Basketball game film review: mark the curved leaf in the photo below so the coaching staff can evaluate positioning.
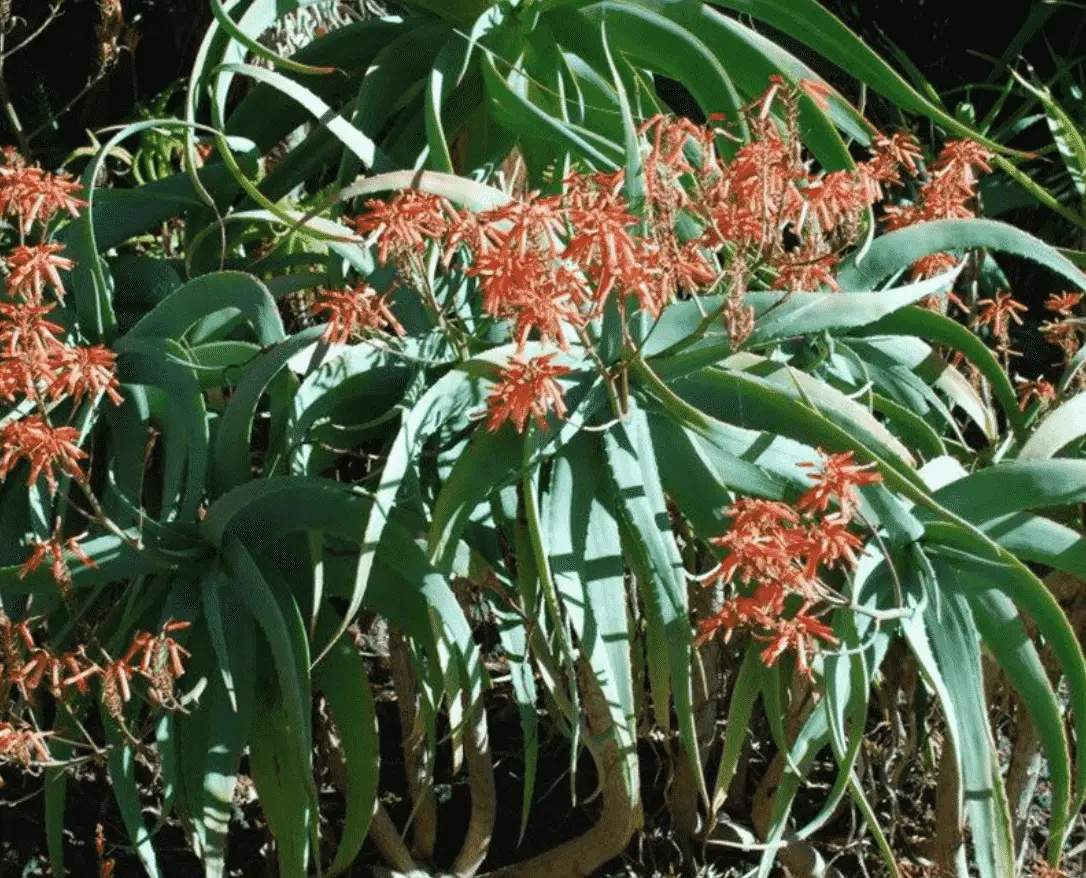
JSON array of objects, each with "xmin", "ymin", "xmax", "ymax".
[
  {"xmin": 838, "ymin": 219, "xmax": 1086, "ymax": 292},
  {"xmin": 126, "ymin": 271, "xmax": 285, "ymax": 346},
  {"xmin": 1019, "ymin": 390, "xmax": 1086, "ymax": 460},
  {"xmin": 314, "ymin": 613, "xmax": 380, "ymax": 875}
]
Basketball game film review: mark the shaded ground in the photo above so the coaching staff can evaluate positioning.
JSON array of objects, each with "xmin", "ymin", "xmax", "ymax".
[{"xmin": 3, "ymin": 648, "xmax": 1084, "ymax": 878}]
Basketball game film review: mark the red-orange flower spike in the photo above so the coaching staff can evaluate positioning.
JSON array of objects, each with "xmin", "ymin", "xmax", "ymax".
[
  {"xmin": 909, "ymin": 252, "xmax": 959, "ymax": 281},
  {"xmin": 466, "ymin": 247, "xmax": 587, "ymax": 348},
  {"xmin": 723, "ymin": 497, "xmax": 800, "ymax": 534},
  {"xmin": 313, "ymin": 285, "xmax": 405, "ymax": 344},
  {"xmin": 1016, "ymin": 376, "xmax": 1058, "ymax": 410},
  {"xmin": 0, "ymin": 416, "xmax": 87, "ymax": 493},
  {"xmin": 932, "ymin": 139, "xmax": 993, "ymax": 192},
  {"xmin": 975, "ymin": 290, "xmax": 1027, "ymax": 339},
  {"xmin": 0, "ymin": 162, "xmax": 85, "ymax": 232},
  {"xmin": 0, "ymin": 301, "xmax": 66, "ymax": 359},
  {"xmin": 880, "ymin": 202, "xmax": 923, "ymax": 232},
  {"xmin": 758, "ymin": 611, "xmax": 837, "ymax": 676},
  {"xmin": 798, "ymin": 513, "xmax": 865, "ymax": 578},
  {"xmin": 4, "ymin": 242, "xmax": 74, "ymax": 303},
  {"xmin": 805, "ymin": 170, "xmax": 866, "ymax": 232},
  {"xmin": 352, "ymin": 190, "xmax": 450, "ymax": 264},
  {"xmin": 18, "ymin": 532, "xmax": 96, "ymax": 584},
  {"xmin": 564, "ymin": 193, "xmax": 642, "ymax": 309},
  {"xmin": 1042, "ymin": 320, "xmax": 1081, "ymax": 358},
  {"xmin": 1045, "ymin": 291, "xmax": 1083, "ymax": 316},
  {"xmin": 634, "ymin": 240, "xmax": 718, "ymax": 318},
  {"xmin": 47, "ymin": 344, "xmax": 123, "ymax": 406},
  {"xmin": 869, "ymin": 132, "xmax": 923, "ymax": 184},
  {"xmin": 710, "ymin": 499, "xmax": 800, "ymax": 586},
  {"xmin": 0, "ymin": 721, "xmax": 51, "ymax": 766},
  {"xmin": 485, "ymin": 353, "xmax": 572, "ymax": 433},
  {"xmin": 476, "ymin": 192, "xmax": 567, "ymax": 256},
  {"xmin": 772, "ymin": 251, "xmax": 840, "ymax": 292},
  {"xmin": 797, "ymin": 451, "xmax": 882, "ymax": 520},
  {"xmin": 0, "ymin": 357, "xmax": 35, "ymax": 402}
]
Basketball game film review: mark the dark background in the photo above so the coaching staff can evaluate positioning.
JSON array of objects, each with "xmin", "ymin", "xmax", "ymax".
[{"xmin": 0, "ymin": 0, "xmax": 1066, "ymax": 163}]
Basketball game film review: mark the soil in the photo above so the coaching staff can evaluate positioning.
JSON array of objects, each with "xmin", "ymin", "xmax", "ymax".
[{"xmin": 4, "ymin": 656, "xmax": 1084, "ymax": 878}]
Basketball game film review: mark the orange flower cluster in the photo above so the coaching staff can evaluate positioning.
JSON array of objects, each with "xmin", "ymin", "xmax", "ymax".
[
  {"xmin": 1015, "ymin": 374, "xmax": 1058, "ymax": 411},
  {"xmin": 0, "ymin": 415, "xmax": 87, "ymax": 493},
  {"xmin": 0, "ymin": 720, "xmax": 50, "ymax": 769},
  {"xmin": 0, "ymin": 147, "xmax": 85, "ymax": 234},
  {"xmin": 696, "ymin": 451, "xmax": 882, "ymax": 675},
  {"xmin": 347, "ymin": 80, "xmax": 992, "ymax": 436},
  {"xmin": 0, "ymin": 151, "xmax": 121, "ymax": 497},
  {"xmin": 312, "ymin": 284, "xmax": 406, "ymax": 344},
  {"xmin": 974, "ymin": 290, "xmax": 1028, "ymax": 357},
  {"xmin": 1041, "ymin": 290, "xmax": 1085, "ymax": 372},
  {"xmin": 17, "ymin": 523, "xmax": 97, "ymax": 597},
  {"xmin": 0, "ymin": 614, "xmax": 190, "ymax": 726},
  {"xmin": 485, "ymin": 353, "xmax": 572, "ymax": 433},
  {"xmin": 880, "ymin": 138, "xmax": 993, "ymax": 295}
]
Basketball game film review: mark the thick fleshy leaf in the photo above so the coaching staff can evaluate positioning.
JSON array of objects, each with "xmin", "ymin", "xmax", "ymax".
[
  {"xmin": 847, "ymin": 306, "xmax": 1026, "ymax": 443},
  {"xmin": 125, "ymin": 271, "xmax": 285, "ymax": 346},
  {"xmin": 104, "ymin": 716, "xmax": 161, "ymax": 877},
  {"xmin": 212, "ymin": 327, "xmax": 323, "ymax": 491},
  {"xmin": 544, "ymin": 433, "xmax": 638, "ymax": 797},
  {"xmin": 963, "ymin": 585, "xmax": 1071, "ymax": 862},
  {"xmin": 603, "ymin": 402, "xmax": 706, "ymax": 806},
  {"xmin": 709, "ymin": 0, "xmax": 1006, "ymax": 151},
  {"xmin": 838, "ymin": 219, "xmax": 1086, "ymax": 293},
  {"xmin": 1019, "ymin": 390, "xmax": 1086, "ymax": 460},
  {"xmin": 923, "ymin": 565, "xmax": 1016, "ymax": 878},
  {"xmin": 313, "ymin": 612, "xmax": 380, "ymax": 875}
]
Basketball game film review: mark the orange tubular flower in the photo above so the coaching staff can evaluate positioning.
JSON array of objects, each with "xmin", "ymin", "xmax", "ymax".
[
  {"xmin": 1045, "ymin": 291, "xmax": 1083, "ymax": 317},
  {"xmin": 476, "ymin": 192, "xmax": 567, "ymax": 256},
  {"xmin": 804, "ymin": 170, "xmax": 866, "ymax": 233},
  {"xmin": 564, "ymin": 194, "xmax": 642, "ymax": 309},
  {"xmin": 798, "ymin": 513, "xmax": 865, "ymax": 578},
  {"xmin": 772, "ymin": 251, "xmax": 840, "ymax": 293},
  {"xmin": 880, "ymin": 202, "xmax": 923, "ymax": 232},
  {"xmin": 485, "ymin": 353, "xmax": 572, "ymax": 433},
  {"xmin": 1016, "ymin": 376, "xmax": 1058, "ymax": 410},
  {"xmin": 0, "ymin": 722, "xmax": 51, "ymax": 766},
  {"xmin": 0, "ymin": 161, "xmax": 85, "ymax": 233},
  {"xmin": 909, "ymin": 251, "xmax": 959, "ymax": 281},
  {"xmin": 18, "ymin": 531, "xmax": 96, "ymax": 584},
  {"xmin": 313, "ymin": 285, "xmax": 406, "ymax": 344},
  {"xmin": 46, "ymin": 344, "xmax": 123, "ymax": 406},
  {"xmin": 869, "ymin": 132, "xmax": 923, "ymax": 184},
  {"xmin": 352, "ymin": 190, "xmax": 450, "ymax": 265},
  {"xmin": 709, "ymin": 498, "xmax": 800, "ymax": 586},
  {"xmin": 467, "ymin": 247, "xmax": 587, "ymax": 349},
  {"xmin": 0, "ymin": 301, "xmax": 66, "ymax": 358},
  {"xmin": 797, "ymin": 451, "xmax": 882, "ymax": 520},
  {"xmin": 975, "ymin": 290, "xmax": 1028, "ymax": 339},
  {"xmin": 758, "ymin": 611, "xmax": 837, "ymax": 677},
  {"xmin": 932, "ymin": 139, "xmax": 993, "ymax": 193},
  {"xmin": 1042, "ymin": 320, "xmax": 1081, "ymax": 358},
  {"xmin": 4, "ymin": 243, "xmax": 74, "ymax": 303},
  {"xmin": 96, "ymin": 824, "xmax": 116, "ymax": 878},
  {"xmin": 505, "ymin": 265, "xmax": 588, "ymax": 349},
  {"xmin": 636, "ymin": 240, "xmax": 718, "ymax": 318},
  {"xmin": 0, "ymin": 357, "xmax": 35, "ymax": 402},
  {"xmin": 443, "ymin": 207, "xmax": 502, "ymax": 264},
  {"xmin": 0, "ymin": 416, "xmax": 87, "ymax": 493}
]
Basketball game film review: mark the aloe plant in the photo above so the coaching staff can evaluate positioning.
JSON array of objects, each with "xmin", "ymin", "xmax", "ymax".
[{"xmin": 2, "ymin": 4, "xmax": 1086, "ymax": 878}]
